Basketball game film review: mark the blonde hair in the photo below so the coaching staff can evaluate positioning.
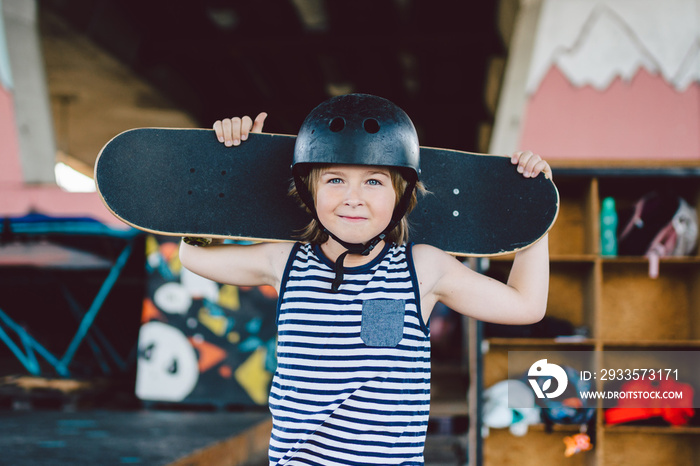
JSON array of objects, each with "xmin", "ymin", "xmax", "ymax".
[{"xmin": 290, "ymin": 165, "xmax": 425, "ymax": 245}]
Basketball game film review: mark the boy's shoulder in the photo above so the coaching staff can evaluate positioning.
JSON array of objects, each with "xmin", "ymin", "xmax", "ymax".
[
  {"xmin": 411, "ymin": 242, "xmax": 444, "ymax": 254},
  {"xmin": 410, "ymin": 243, "xmax": 452, "ymax": 267},
  {"xmin": 410, "ymin": 243, "xmax": 477, "ymax": 299},
  {"xmin": 411, "ymin": 242, "xmax": 476, "ymax": 276},
  {"xmin": 254, "ymin": 240, "xmax": 296, "ymax": 266}
]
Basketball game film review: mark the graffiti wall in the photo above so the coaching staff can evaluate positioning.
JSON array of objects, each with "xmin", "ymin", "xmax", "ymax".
[{"xmin": 136, "ymin": 236, "xmax": 278, "ymax": 407}]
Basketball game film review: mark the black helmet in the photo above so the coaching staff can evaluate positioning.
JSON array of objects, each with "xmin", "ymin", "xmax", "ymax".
[
  {"xmin": 293, "ymin": 93, "xmax": 420, "ymax": 180},
  {"xmin": 292, "ymin": 94, "xmax": 421, "ymax": 292}
]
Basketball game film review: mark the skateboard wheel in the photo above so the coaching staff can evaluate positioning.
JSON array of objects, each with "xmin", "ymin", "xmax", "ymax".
[{"xmin": 182, "ymin": 237, "xmax": 213, "ymax": 247}]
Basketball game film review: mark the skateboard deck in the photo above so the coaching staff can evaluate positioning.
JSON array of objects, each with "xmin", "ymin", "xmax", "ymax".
[{"xmin": 95, "ymin": 129, "xmax": 559, "ymax": 256}]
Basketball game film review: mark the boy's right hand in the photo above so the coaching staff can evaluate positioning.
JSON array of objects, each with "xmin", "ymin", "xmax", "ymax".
[{"xmin": 213, "ymin": 112, "xmax": 267, "ymax": 147}]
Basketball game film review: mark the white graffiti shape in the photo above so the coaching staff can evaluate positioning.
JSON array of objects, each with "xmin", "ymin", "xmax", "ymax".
[{"xmin": 135, "ymin": 321, "xmax": 199, "ymax": 402}]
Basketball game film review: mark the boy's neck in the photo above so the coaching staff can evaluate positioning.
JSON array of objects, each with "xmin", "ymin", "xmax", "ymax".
[{"xmin": 320, "ymin": 239, "xmax": 387, "ymax": 267}]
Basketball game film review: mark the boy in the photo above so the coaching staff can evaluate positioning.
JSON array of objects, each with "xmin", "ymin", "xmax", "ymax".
[{"xmin": 181, "ymin": 94, "xmax": 550, "ymax": 465}]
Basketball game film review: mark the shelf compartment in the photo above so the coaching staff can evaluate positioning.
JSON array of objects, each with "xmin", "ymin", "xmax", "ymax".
[
  {"xmin": 483, "ymin": 261, "xmax": 596, "ymax": 338},
  {"xmin": 598, "ymin": 350, "xmax": 700, "ymax": 406},
  {"xmin": 597, "ymin": 176, "xmax": 700, "ymax": 262},
  {"xmin": 600, "ymin": 262, "xmax": 700, "ymax": 342},
  {"xmin": 484, "ymin": 428, "xmax": 593, "ymax": 466},
  {"xmin": 483, "ymin": 350, "xmax": 509, "ymax": 388},
  {"xmin": 548, "ymin": 177, "xmax": 598, "ymax": 257},
  {"xmin": 597, "ymin": 175, "xmax": 700, "ymax": 216},
  {"xmin": 548, "ymin": 261, "xmax": 597, "ymax": 334},
  {"xmin": 602, "ymin": 431, "xmax": 700, "ymax": 465}
]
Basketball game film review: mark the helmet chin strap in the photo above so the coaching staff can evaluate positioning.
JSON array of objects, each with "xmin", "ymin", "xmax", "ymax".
[{"xmin": 323, "ymin": 228, "xmax": 386, "ymax": 292}]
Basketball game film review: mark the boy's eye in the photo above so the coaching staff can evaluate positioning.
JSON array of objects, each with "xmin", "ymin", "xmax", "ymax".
[
  {"xmin": 328, "ymin": 178, "xmax": 343, "ymax": 184},
  {"xmin": 366, "ymin": 179, "xmax": 382, "ymax": 186}
]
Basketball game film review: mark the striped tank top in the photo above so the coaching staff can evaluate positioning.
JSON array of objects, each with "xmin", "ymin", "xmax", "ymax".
[{"xmin": 268, "ymin": 242, "xmax": 431, "ymax": 466}]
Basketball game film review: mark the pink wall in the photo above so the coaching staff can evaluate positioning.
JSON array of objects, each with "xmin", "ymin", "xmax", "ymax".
[
  {"xmin": 0, "ymin": 85, "xmax": 122, "ymax": 225},
  {"xmin": 0, "ymin": 186, "xmax": 119, "ymax": 224},
  {"xmin": 519, "ymin": 66, "xmax": 700, "ymax": 162},
  {"xmin": 0, "ymin": 87, "xmax": 22, "ymax": 188}
]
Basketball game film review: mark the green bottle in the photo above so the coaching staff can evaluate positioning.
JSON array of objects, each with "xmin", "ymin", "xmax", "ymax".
[{"xmin": 600, "ymin": 197, "xmax": 618, "ymax": 256}]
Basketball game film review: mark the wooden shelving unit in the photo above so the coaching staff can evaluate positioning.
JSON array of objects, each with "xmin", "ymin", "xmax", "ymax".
[{"xmin": 470, "ymin": 167, "xmax": 700, "ymax": 466}]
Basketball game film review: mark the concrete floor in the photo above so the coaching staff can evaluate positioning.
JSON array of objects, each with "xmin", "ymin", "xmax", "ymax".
[
  {"xmin": 0, "ymin": 408, "xmax": 468, "ymax": 466},
  {"xmin": 0, "ymin": 409, "xmax": 270, "ymax": 466},
  {"xmin": 238, "ymin": 435, "xmax": 467, "ymax": 466},
  {"xmin": 0, "ymin": 373, "xmax": 468, "ymax": 466}
]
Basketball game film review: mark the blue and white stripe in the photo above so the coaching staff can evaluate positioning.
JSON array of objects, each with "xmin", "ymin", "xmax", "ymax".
[{"xmin": 269, "ymin": 242, "xmax": 431, "ymax": 465}]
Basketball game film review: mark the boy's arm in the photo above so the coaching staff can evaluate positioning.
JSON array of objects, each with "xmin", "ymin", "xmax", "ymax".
[
  {"xmin": 180, "ymin": 240, "xmax": 293, "ymax": 291},
  {"xmin": 416, "ymin": 151, "xmax": 551, "ymax": 325},
  {"xmin": 415, "ymin": 238, "xmax": 548, "ymax": 325}
]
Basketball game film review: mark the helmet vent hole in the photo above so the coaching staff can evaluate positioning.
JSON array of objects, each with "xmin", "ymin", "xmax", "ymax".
[
  {"xmin": 329, "ymin": 117, "xmax": 345, "ymax": 132},
  {"xmin": 363, "ymin": 118, "xmax": 380, "ymax": 134}
]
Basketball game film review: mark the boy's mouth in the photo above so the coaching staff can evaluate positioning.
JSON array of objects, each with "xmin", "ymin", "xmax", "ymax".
[{"xmin": 339, "ymin": 215, "xmax": 368, "ymax": 222}]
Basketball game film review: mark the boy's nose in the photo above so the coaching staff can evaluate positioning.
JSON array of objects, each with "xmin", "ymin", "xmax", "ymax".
[{"xmin": 344, "ymin": 185, "xmax": 364, "ymax": 206}]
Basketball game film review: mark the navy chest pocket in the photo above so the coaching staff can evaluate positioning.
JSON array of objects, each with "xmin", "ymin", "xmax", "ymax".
[{"xmin": 360, "ymin": 299, "xmax": 406, "ymax": 347}]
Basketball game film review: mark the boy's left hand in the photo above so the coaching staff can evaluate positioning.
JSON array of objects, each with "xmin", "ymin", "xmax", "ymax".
[{"xmin": 511, "ymin": 150, "xmax": 552, "ymax": 180}]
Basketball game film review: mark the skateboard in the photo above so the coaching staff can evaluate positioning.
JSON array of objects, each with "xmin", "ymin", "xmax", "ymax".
[{"xmin": 95, "ymin": 129, "xmax": 559, "ymax": 256}]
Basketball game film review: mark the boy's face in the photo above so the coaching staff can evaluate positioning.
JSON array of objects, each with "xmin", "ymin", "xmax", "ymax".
[{"xmin": 314, "ymin": 165, "xmax": 396, "ymax": 245}]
